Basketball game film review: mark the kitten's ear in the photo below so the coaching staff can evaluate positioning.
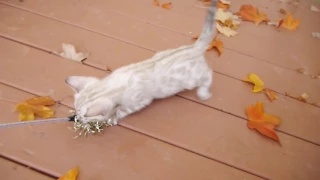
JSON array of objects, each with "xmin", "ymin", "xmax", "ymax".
[{"xmin": 65, "ymin": 76, "xmax": 99, "ymax": 93}]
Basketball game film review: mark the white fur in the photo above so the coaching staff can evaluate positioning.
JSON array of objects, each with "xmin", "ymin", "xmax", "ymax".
[{"xmin": 65, "ymin": 0, "xmax": 217, "ymax": 125}]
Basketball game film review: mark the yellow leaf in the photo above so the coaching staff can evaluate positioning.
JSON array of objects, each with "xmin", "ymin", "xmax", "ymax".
[
  {"xmin": 14, "ymin": 96, "xmax": 55, "ymax": 121},
  {"xmin": 58, "ymin": 166, "xmax": 80, "ymax": 180},
  {"xmin": 244, "ymin": 73, "xmax": 265, "ymax": 92},
  {"xmin": 216, "ymin": 23, "xmax": 238, "ymax": 37},
  {"xmin": 280, "ymin": 13, "xmax": 300, "ymax": 30}
]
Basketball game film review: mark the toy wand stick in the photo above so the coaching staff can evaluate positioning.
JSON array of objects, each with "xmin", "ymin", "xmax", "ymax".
[{"xmin": 0, "ymin": 115, "xmax": 76, "ymax": 129}]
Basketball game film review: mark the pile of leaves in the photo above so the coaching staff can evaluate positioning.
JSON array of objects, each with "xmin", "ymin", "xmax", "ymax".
[{"xmin": 194, "ymin": 0, "xmax": 301, "ymax": 55}]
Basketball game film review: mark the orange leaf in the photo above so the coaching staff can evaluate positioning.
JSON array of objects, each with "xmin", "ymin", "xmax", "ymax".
[
  {"xmin": 161, "ymin": 2, "xmax": 172, "ymax": 10},
  {"xmin": 58, "ymin": 166, "xmax": 79, "ymax": 180},
  {"xmin": 153, "ymin": 0, "xmax": 160, "ymax": 6},
  {"xmin": 14, "ymin": 96, "xmax": 55, "ymax": 121},
  {"xmin": 246, "ymin": 102, "xmax": 281, "ymax": 143},
  {"xmin": 218, "ymin": 2, "xmax": 230, "ymax": 10},
  {"xmin": 237, "ymin": 5, "xmax": 270, "ymax": 25},
  {"xmin": 193, "ymin": 36, "xmax": 223, "ymax": 55},
  {"xmin": 280, "ymin": 13, "xmax": 300, "ymax": 30},
  {"xmin": 264, "ymin": 89, "xmax": 278, "ymax": 102}
]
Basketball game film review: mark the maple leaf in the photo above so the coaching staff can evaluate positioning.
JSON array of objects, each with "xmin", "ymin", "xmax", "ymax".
[
  {"xmin": 153, "ymin": 0, "xmax": 160, "ymax": 6},
  {"xmin": 215, "ymin": 8, "xmax": 241, "ymax": 29},
  {"xmin": 264, "ymin": 89, "xmax": 278, "ymax": 102},
  {"xmin": 216, "ymin": 23, "xmax": 238, "ymax": 37},
  {"xmin": 243, "ymin": 73, "xmax": 265, "ymax": 92},
  {"xmin": 15, "ymin": 96, "xmax": 55, "ymax": 121},
  {"xmin": 193, "ymin": 36, "xmax": 223, "ymax": 55},
  {"xmin": 58, "ymin": 166, "xmax": 79, "ymax": 180},
  {"xmin": 161, "ymin": 2, "xmax": 172, "ymax": 9},
  {"xmin": 236, "ymin": 5, "xmax": 270, "ymax": 25},
  {"xmin": 246, "ymin": 101, "xmax": 281, "ymax": 142},
  {"xmin": 51, "ymin": 43, "xmax": 89, "ymax": 62},
  {"xmin": 280, "ymin": 13, "xmax": 300, "ymax": 30},
  {"xmin": 217, "ymin": 0, "xmax": 230, "ymax": 10}
]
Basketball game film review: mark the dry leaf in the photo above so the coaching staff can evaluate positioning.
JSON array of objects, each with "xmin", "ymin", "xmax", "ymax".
[
  {"xmin": 153, "ymin": 0, "xmax": 160, "ymax": 6},
  {"xmin": 193, "ymin": 36, "xmax": 223, "ymax": 55},
  {"xmin": 297, "ymin": 93, "xmax": 309, "ymax": 102},
  {"xmin": 312, "ymin": 32, "xmax": 320, "ymax": 39},
  {"xmin": 246, "ymin": 101, "xmax": 281, "ymax": 142},
  {"xmin": 215, "ymin": 8, "xmax": 241, "ymax": 29},
  {"xmin": 161, "ymin": 2, "xmax": 172, "ymax": 9},
  {"xmin": 52, "ymin": 44, "xmax": 89, "ymax": 62},
  {"xmin": 216, "ymin": 23, "xmax": 238, "ymax": 37},
  {"xmin": 243, "ymin": 73, "xmax": 265, "ymax": 92},
  {"xmin": 58, "ymin": 166, "xmax": 79, "ymax": 180},
  {"xmin": 311, "ymin": 5, "xmax": 320, "ymax": 12},
  {"xmin": 264, "ymin": 89, "xmax": 278, "ymax": 102},
  {"xmin": 236, "ymin": 5, "xmax": 270, "ymax": 25},
  {"xmin": 279, "ymin": 8, "xmax": 287, "ymax": 15},
  {"xmin": 218, "ymin": 0, "xmax": 230, "ymax": 10},
  {"xmin": 280, "ymin": 13, "xmax": 300, "ymax": 30},
  {"xmin": 296, "ymin": 68, "xmax": 306, "ymax": 74},
  {"xmin": 15, "ymin": 96, "xmax": 55, "ymax": 121}
]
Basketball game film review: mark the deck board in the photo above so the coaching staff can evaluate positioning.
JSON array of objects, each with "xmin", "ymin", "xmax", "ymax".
[
  {"xmin": 0, "ymin": 6, "xmax": 319, "ymax": 145},
  {"xmin": 0, "ymin": 84, "xmax": 261, "ymax": 180},
  {"xmin": 0, "ymin": 157, "xmax": 54, "ymax": 180},
  {"xmin": 1, "ymin": 0, "xmax": 320, "ymax": 74},
  {"xmin": 0, "ymin": 0, "xmax": 319, "ymax": 179},
  {"xmin": 0, "ymin": 38, "xmax": 319, "ymax": 179}
]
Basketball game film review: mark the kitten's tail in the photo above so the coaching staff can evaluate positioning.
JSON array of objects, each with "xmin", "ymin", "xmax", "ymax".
[{"xmin": 194, "ymin": 0, "xmax": 217, "ymax": 52}]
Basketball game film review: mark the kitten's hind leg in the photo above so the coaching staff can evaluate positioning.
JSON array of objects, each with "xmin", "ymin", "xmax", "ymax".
[{"xmin": 196, "ymin": 70, "xmax": 213, "ymax": 101}]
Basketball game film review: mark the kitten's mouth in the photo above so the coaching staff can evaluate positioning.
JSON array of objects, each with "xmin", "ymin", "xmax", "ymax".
[{"xmin": 69, "ymin": 113, "xmax": 112, "ymax": 139}]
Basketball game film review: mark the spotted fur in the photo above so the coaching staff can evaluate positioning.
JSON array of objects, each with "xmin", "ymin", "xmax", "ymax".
[{"xmin": 65, "ymin": 0, "xmax": 218, "ymax": 125}]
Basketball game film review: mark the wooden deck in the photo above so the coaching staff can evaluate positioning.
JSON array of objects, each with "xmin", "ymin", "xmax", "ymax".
[{"xmin": 0, "ymin": 0, "xmax": 319, "ymax": 179}]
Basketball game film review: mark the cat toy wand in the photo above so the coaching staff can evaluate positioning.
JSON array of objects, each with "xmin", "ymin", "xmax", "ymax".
[{"xmin": 0, "ymin": 115, "xmax": 76, "ymax": 129}]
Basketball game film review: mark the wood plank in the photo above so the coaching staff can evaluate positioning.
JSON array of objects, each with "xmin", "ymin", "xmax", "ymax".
[
  {"xmin": 0, "ymin": 7, "xmax": 319, "ymax": 145},
  {"xmin": 0, "ymin": 157, "xmax": 54, "ymax": 180},
  {"xmin": 0, "ymin": 38, "xmax": 319, "ymax": 179},
  {"xmin": 0, "ymin": 84, "xmax": 259, "ymax": 180},
  {"xmin": 1, "ymin": 3, "xmax": 319, "ymax": 105},
  {"xmin": 1, "ymin": 0, "xmax": 319, "ymax": 75}
]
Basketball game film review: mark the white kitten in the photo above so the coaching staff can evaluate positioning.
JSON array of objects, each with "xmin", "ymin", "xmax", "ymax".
[{"xmin": 65, "ymin": 0, "xmax": 218, "ymax": 125}]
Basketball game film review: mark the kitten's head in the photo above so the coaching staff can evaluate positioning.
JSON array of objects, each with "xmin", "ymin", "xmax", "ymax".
[{"xmin": 65, "ymin": 76, "xmax": 115, "ymax": 123}]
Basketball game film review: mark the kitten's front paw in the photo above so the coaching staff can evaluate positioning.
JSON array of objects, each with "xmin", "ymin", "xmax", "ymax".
[{"xmin": 107, "ymin": 117, "xmax": 119, "ymax": 126}]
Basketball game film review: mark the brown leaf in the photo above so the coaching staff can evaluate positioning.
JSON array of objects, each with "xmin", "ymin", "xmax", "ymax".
[
  {"xmin": 236, "ymin": 4, "xmax": 270, "ymax": 25},
  {"xmin": 296, "ymin": 68, "xmax": 306, "ymax": 74},
  {"xmin": 279, "ymin": 8, "xmax": 287, "ymax": 15},
  {"xmin": 264, "ymin": 89, "xmax": 278, "ymax": 102},
  {"xmin": 153, "ymin": 0, "xmax": 160, "ymax": 6},
  {"xmin": 161, "ymin": 2, "xmax": 172, "ymax": 9}
]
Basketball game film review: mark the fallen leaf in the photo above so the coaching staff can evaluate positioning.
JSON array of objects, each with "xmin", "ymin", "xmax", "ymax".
[
  {"xmin": 311, "ymin": 5, "xmax": 320, "ymax": 12},
  {"xmin": 312, "ymin": 32, "xmax": 320, "ymax": 39},
  {"xmin": 216, "ymin": 23, "xmax": 238, "ymax": 37},
  {"xmin": 298, "ymin": 93, "xmax": 309, "ymax": 102},
  {"xmin": 58, "ymin": 166, "xmax": 79, "ymax": 180},
  {"xmin": 311, "ymin": 74, "xmax": 320, "ymax": 79},
  {"xmin": 52, "ymin": 43, "xmax": 89, "ymax": 62},
  {"xmin": 193, "ymin": 36, "xmax": 224, "ymax": 55},
  {"xmin": 161, "ymin": 2, "xmax": 172, "ymax": 9},
  {"xmin": 296, "ymin": 68, "xmax": 306, "ymax": 74},
  {"xmin": 215, "ymin": 8, "xmax": 241, "ymax": 29},
  {"xmin": 267, "ymin": 20, "xmax": 282, "ymax": 27},
  {"xmin": 217, "ymin": 0, "xmax": 230, "ymax": 10},
  {"xmin": 244, "ymin": 73, "xmax": 265, "ymax": 92},
  {"xmin": 279, "ymin": 8, "xmax": 287, "ymax": 15},
  {"xmin": 236, "ymin": 5, "xmax": 270, "ymax": 25},
  {"xmin": 15, "ymin": 96, "xmax": 55, "ymax": 121},
  {"xmin": 280, "ymin": 13, "xmax": 300, "ymax": 30},
  {"xmin": 153, "ymin": 0, "xmax": 160, "ymax": 6},
  {"xmin": 246, "ymin": 101, "xmax": 281, "ymax": 142},
  {"xmin": 265, "ymin": 89, "xmax": 278, "ymax": 102}
]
